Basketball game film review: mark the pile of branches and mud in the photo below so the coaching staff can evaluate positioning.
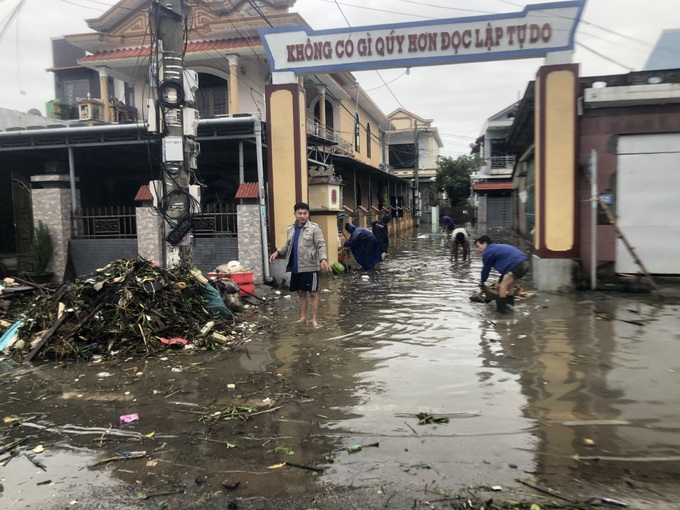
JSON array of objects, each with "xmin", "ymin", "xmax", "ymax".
[{"xmin": 1, "ymin": 258, "xmax": 259, "ymax": 362}]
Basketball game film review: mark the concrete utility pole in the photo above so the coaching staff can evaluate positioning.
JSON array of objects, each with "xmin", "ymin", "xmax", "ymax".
[
  {"xmin": 413, "ymin": 121, "xmax": 420, "ymax": 226},
  {"xmin": 149, "ymin": 0, "xmax": 200, "ymax": 268}
]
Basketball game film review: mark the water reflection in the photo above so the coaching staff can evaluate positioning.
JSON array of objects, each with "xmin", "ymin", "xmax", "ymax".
[{"xmin": 312, "ymin": 228, "xmax": 680, "ymax": 491}]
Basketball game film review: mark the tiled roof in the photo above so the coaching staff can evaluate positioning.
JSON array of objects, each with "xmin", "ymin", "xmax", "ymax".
[
  {"xmin": 474, "ymin": 181, "xmax": 513, "ymax": 191},
  {"xmin": 134, "ymin": 184, "xmax": 152, "ymax": 202},
  {"xmin": 235, "ymin": 182, "xmax": 259, "ymax": 199},
  {"xmin": 79, "ymin": 38, "xmax": 260, "ymax": 63}
]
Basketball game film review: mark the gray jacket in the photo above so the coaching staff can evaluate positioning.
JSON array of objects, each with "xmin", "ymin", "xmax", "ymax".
[{"xmin": 276, "ymin": 221, "xmax": 328, "ymax": 273}]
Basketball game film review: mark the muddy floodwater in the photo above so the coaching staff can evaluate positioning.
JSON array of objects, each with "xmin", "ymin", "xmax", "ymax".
[{"xmin": 2, "ymin": 228, "xmax": 680, "ymax": 509}]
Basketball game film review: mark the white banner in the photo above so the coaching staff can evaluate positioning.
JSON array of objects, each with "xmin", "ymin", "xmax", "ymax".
[{"xmin": 260, "ymin": 1, "xmax": 585, "ymax": 74}]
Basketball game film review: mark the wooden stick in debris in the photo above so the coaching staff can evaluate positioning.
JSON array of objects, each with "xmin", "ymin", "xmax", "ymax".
[
  {"xmin": 12, "ymin": 276, "xmax": 54, "ymax": 291},
  {"xmin": 515, "ymin": 478, "xmax": 575, "ymax": 503},
  {"xmin": 0, "ymin": 436, "xmax": 31, "ymax": 455},
  {"xmin": 24, "ymin": 313, "xmax": 69, "ymax": 363},
  {"xmin": 284, "ymin": 461, "xmax": 324, "ymax": 473},
  {"xmin": 404, "ymin": 421, "xmax": 423, "ymax": 443}
]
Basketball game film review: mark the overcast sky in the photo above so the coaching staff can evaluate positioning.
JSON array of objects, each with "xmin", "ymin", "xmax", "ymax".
[{"xmin": 1, "ymin": 0, "xmax": 678, "ymax": 158}]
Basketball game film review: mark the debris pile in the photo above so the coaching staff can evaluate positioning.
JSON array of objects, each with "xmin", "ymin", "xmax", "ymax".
[{"xmin": 2, "ymin": 258, "xmax": 255, "ymax": 362}]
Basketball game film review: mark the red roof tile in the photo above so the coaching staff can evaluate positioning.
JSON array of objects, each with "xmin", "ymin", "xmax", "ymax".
[
  {"xmin": 79, "ymin": 38, "xmax": 260, "ymax": 63},
  {"xmin": 474, "ymin": 182, "xmax": 513, "ymax": 191},
  {"xmin": 134, "ymin": 184, "xmax": 152, "ymax": 202},
  {"xmin": 235, "ymin": 182, "xmax": 259, "ymax": 199}
]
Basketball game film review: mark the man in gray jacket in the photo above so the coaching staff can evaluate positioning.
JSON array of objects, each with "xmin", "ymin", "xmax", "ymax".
[{"xmin": 269, "ymin": 202, "xmax": 330, "ymax": 327}]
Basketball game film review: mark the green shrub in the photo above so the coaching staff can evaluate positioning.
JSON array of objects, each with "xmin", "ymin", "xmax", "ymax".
[{"xmin": 31, "ymin": 221, "xmax": 53, "ymax": 274}]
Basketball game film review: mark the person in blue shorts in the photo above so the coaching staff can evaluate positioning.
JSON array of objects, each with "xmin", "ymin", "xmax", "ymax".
[
  {"xmin": 474, "ymin": 235, "xmax": 529, "ymax": 313},
  {"xmin": 270, "ymin": 202, "xmax": 330, "ymax": 327}
]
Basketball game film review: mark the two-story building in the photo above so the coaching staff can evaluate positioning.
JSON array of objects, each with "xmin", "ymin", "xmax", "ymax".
[
  {"xmin": 386, "ymin": 108, "xmax": 443, "ymax": 224},
  {"xmin": 0, "ymin": 0, "xmax": 415, "ymax": 283},
  {"xmin": 470, "ymin": 103, "xmax": 518, "ymax": 228}
]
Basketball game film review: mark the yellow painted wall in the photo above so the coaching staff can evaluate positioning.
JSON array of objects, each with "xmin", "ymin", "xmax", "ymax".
[
  {"xmin": 544, "ymin": 70, "xmax": 575, "ymax": 252},
  {"xmin": 336, "ymin": 100, "xmax": 383, "ymax": 168},
  {"xmin": 269, "ymin": 88, "xmax": 304, "ymax": 249}
]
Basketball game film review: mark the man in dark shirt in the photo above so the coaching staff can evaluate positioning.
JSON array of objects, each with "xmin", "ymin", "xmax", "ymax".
[
  {"xmin": 475, "ymin": 235, "xmax": 529, "ymax": 313},
  {"xmin": 371, "ymin": 213, "xmax": 391, "ymax": 261}
]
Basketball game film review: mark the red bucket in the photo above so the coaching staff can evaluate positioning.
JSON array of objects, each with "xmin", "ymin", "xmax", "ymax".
[{"xmin": 228, "ymin": 272, "xmax": 255, "ymax": 297}]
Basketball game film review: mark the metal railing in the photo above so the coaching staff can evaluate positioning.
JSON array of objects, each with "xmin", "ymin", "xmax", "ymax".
[
  {"xmin": 490, "ymin": 155, "xmax": 516, "ymax": 169},
  {"xmin": 192, "ymin": 204, "xmax": 238, "ymax": 238},
  {"xmin": 306, "ymin": 114, "xmax": 353, "ymax": 153},
  {"xmin": 72, "ymin": 206, "xmax": 136, "ymax": 239},
  {"xmin": 71, "ymin": 204, "xmax": 238, "ymax": 239}
]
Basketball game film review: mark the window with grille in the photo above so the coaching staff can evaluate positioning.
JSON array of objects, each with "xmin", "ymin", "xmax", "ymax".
[{"xmin": 63, "ymin": 80, "xmax": 90, "ymax": 106}]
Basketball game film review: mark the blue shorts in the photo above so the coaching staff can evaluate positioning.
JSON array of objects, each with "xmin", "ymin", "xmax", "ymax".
[{"xmin": 290, "ymin": 271, "xmax": 320, "ymax": 292}]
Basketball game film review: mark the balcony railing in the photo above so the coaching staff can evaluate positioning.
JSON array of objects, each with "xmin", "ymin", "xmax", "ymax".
[
  {"xmin": 490, "ymin": 155, "xmax": 516, "ymax": 169},
  {"xmin": 306, "ymin": 114, "xmax": 353, "ymax": 153}
]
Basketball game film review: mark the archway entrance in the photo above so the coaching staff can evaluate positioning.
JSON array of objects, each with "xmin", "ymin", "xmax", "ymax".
[{"xmin": 259, "ymin": 1, "xmax": 585, "ymax": 288}]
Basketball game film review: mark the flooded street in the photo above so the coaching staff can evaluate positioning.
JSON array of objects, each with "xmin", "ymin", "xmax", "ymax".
[{"xmin": 2, "ymin": 228, "xmax": 680, "ymax": 509}]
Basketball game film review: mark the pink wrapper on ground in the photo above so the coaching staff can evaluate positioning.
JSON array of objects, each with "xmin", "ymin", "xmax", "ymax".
[{"xmin": 120, "ymin": 413, "xmax": 139, "ymax": 424}]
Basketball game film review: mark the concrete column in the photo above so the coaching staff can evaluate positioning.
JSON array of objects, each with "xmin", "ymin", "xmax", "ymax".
[
  {"xmin": 310, "ymin": 211, "xmax": 339, "ymax": 267},
  {"xmin": 533, "ymin": 63, "xmax": 579, "ymax": 292},
  {"xmin": 135, "ymin": 202, "xmax": 164, "ymax": 264},
  {"xmin": 31, "ymin": 175, "xmax": 74, "ymax": 282},
  {"xmin": 98, "ymin": 68, "xmax": 110, "ymax": 122},
  {"xmin": 237, "ymin": 203, "xmax": 264, "ymax": 283},
  {"xmin": 317, "ymin": 85, "xmax": 326, "ymax": 134},
  {"xmin": 227, "ymin": 55, "xmax": 240, "ymax": 114},
  {"xmin": 265, "ymin": 80, "xmax": 307, "ymax": 250}
]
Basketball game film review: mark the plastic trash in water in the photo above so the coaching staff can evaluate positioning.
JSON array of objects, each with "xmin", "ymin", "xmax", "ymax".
[
  {"xmin": 120, "ymin": 413, "xmax": 139, "ymax": 424},
  {"xmin": 601, "ymin": 498, "xmax": 627, "ymax": 507},
  {"xmin": 346, "ymin": 444, "xmax": 362, "ymax": 453},
  {"xmin": 121, "ymin": 451, "xmax": 146, "ymax": 458}
]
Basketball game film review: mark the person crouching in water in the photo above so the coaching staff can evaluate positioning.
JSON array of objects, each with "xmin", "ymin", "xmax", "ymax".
[
  {"xmin": 344, "ymin": 223, "xmax": 383, "ymax": 270},
  {"xmin": 474, "ymin": 235, "xmax": 529, "ymax": 313},
  {"xmin": 371, "ymin": 213, "xmax": 391, "ymax": 261},
  {"xmin": 450, "ymin": 227, "xmax": 470, "ymax": 262}
]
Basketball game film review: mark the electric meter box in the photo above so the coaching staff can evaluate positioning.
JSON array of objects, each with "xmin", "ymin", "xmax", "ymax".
[{"xmin": 163, "ymin": 136, "xmax": 184, "ymax": 162}]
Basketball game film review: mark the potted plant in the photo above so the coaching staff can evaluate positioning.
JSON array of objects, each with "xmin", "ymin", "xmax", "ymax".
[{"xmin": 27, "ymin": 220, "xmax": 54, "ymax": 284}]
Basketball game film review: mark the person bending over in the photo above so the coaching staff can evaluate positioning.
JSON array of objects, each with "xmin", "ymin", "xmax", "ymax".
[{"xmin": 474, "ymin": 235, "xmax": 529, "ymax": 313}]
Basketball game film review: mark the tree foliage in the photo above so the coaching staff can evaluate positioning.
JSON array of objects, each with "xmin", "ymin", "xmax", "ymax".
[{"xmin": 436, "ymin": 155, "xmax": 484, "ymax": 206}]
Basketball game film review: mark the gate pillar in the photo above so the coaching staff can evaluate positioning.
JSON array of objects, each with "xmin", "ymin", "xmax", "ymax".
[
  {"xmin": 265, "ymin": 81, "xmax": 308, "ymax": 250},
  {"xmin": 533, "ymin": 63, "xmax": 580, "ymax": 291}
]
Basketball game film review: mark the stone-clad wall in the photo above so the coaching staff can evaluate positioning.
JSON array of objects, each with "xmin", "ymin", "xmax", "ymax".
[
  {"xmin": 236, "ymin": 203, "xmax": 264, "ymax": 284},
  {"xmin": 136, "ymin": 206, "xmax": 164, "ymax": 263},
  {"xmin": 31, "ymin": 175, "xmax": 73, "ymax": 282}
]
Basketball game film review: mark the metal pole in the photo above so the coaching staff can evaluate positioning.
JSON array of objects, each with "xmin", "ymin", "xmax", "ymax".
[
  {"xmin": 239, "ymin": 140, "xmax": 244, "ymax": 183},
  {"xmin": 590, "ymin": 149, "xmax": 597, "ymax": 290},
  {"xmin": 254, "ymin": 118, "xmax": 272, "ymax": 283},
  {"xmin": 414, "ymin": 121, "xmax": 419, "ymax": 225},
  {"xmin": 68, "ymin": 147, "xmax": 78, "ymax": 235}
]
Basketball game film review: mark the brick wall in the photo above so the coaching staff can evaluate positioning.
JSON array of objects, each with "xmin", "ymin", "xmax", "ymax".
[{"xmin": 69, "ymin": 239, "xmax": 138, "ymax": 277}]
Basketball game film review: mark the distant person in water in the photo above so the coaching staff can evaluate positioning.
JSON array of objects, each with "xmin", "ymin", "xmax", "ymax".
[
  {"xmin": 371, "ymin": 213, "xmax": 391, "ymax": 261},
  {"xmin": 440, "ymin": 215, "xmax": 455, "ymax": 237},
  {"xmin": 344, "ymin": 223, "xmax": 383, "ymax": 270},
  {"xmin": 450, "ymin": 227, "xmax": 470, "ymax": 262}
]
